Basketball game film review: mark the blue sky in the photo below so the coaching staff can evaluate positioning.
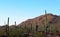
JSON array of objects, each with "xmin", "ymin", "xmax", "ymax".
[{"xmin": 0, "ymin": 0, "xmax": 60, "ymax": 26}]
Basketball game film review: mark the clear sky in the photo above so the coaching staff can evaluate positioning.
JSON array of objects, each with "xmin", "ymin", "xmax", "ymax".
[{"xmin": 0, "ymin": 0, "xmax": 60, "ymax": 26}]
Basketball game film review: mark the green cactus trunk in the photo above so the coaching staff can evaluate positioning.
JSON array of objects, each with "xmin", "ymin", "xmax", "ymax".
[
  {"xmin": 31, "ymin": 23, "xmax": 32, "ymax": 32},
  {"xmin": 6, "ymin": 17, "xmax": 9, "ymax": 37},
  {"xmin": 36, "ymin": 25, "xmax": 38, "ymax": 32},
  {"xmin": 15, "ymin": 21, "xmax": 17, "ymax": 29}
]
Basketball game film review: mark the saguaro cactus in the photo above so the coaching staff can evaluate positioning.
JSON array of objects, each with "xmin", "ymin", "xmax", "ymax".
[
  {"xmin": 15, "ymin": 21, "xmax": 16, "ymax": 26},
  {"xmin": 25, "ymin": 24, "xmax": 26, "ymax": 30},
  {"xmin": 31, "ymin": 23, "xmax": 32, "ymax": 32},
  {"xmin": 45, "ymin": 10, "xmax": 48, "ymax": 37},
  {"xmin": 6, "ymin": 17, "xmax": 9, "ymax": 37},
  {"xmin": 35, "ymin": 21, "xmax": 38, "ymax": 32},
  {"xmin": 15, "ymin": 21, "xmax": 17, "ymax": 28},
  {"xmin": 36, "ymin": 25, "xmax": 38, "ymax": 32}
]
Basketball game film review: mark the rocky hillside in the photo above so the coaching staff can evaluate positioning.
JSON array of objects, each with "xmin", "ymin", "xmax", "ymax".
[
  {"xmin": 18, "ymin": 13, "xmax": 60, "ymax": 31},
  {"xmin": 0, "ymin": 13, "xmax": 60, "ymax": 31}
]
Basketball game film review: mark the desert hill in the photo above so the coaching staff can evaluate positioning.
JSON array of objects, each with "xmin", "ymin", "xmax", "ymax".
[{"xmin": 0, "ymin": 13, "xmax": 60, "ymax": 37}]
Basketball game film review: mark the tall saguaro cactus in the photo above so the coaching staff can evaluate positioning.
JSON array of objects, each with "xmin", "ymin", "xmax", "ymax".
[
  {"xmin": 15, "ymin": 21, "xmax": 16, "ymax": 26},
  {"xmin": 25, "ymin": 24, "xmax": 26, "ymax": 30},
  {"xmin": 36, "ymin": 25, "xmax": 38, "ymax": 32},
  {"xmin": 45, "ymin": 10, "xmax": 49, "ymax": 37},
  {"xmin": 15, "ymin": 21, "xmax": 17, "ymax": 28},
  {"xmin": 35, "ymin": 21, "xmax": 39, "ymax": 32},
  {"xmin": 6, "ymin": 17, "xmax": 9, "ymax": 37},
  {"xmin": 31, "ymin": 23, "xmax": 32, "ymax": 32}
]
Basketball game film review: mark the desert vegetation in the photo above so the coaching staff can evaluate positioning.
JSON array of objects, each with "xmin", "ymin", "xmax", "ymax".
[{"xmin": 0, "ymin": 14, "xmax": 60, "ymax": 37}]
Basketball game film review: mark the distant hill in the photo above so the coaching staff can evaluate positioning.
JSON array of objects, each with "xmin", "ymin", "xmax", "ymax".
[{"xmin": 18, "ymin": 13, "xmax": 60, "ymax": 31}]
